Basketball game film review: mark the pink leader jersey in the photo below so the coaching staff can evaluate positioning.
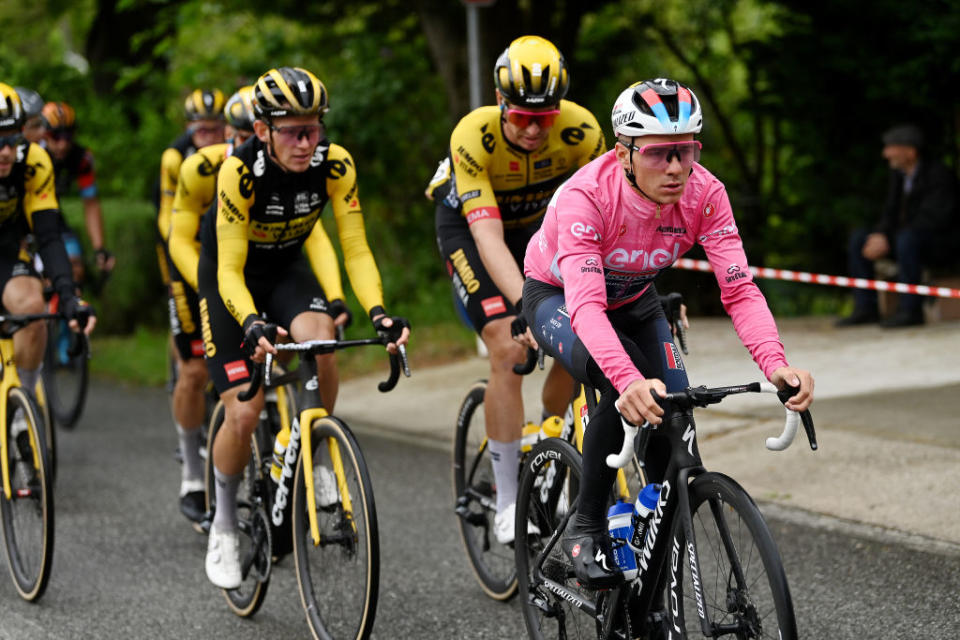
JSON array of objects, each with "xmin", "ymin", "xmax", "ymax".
[{"xmin": 524, "ymin": 150, "xmax": 788, "ymax": 394}]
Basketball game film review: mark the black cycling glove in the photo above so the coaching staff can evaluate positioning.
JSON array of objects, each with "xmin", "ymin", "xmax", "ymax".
[
  {"xmin": 510, "ymin": 297, "xmax": 528, "ymax": 339},
  {"xmin": 241, "ymin": 319, "xmax": 279, "ymax": 358},
  {"xmin": 327, "ymin": 299, "xmax": 353, "ymax": 328},
  {"xmin": 61, "ymin": 296, "xmax": 94, "ymax": 331},
  {"xmin": 369, "ymin": 306, "xmax": 409, "ymax": 344},
  {"xmin": 95, "ymin": 248, "xmax": 114, "ymax": 270}
]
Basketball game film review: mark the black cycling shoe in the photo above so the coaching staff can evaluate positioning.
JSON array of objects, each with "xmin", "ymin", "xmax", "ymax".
[
  {"xmin": 561, "ymin": 519, "xmax": 623, "ymax": 589},
  {"xmin": 179, "ymin": 491, "xmax": 206, "ymax": 525}
]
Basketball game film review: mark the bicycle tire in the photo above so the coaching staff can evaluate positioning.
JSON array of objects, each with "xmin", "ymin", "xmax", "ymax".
[
  {"xmin": 451, "ymin": 379, "xmax": 520, "ymax": 600},
  {"xmin": 293, "ymin": 415, "xmax": 379, "ymax": 640},
  {"xmin": 42, "ymin": 318, "xmax": 89, "ymax": 429},
  {"xmin": 516, "ymin": 437, "xmax": 598, "ymax": 640},
  {"xmin": 665, "ymin": 472, "xmax": 797, "ymax": 640},
  {"xmin": 203, "ymin": 400, "xmax": 271, "ymax": 617},
  {"xmin": 0, "ymin": 386, "xmax": 54, "ymax": 601},
  {"xmin": 33, "ymin": 378, "xmax": 56, "ymax": 484}
]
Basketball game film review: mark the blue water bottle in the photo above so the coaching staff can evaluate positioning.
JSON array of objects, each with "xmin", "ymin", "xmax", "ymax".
[
  {"xmin": 606, "ymin": 502, "xmax": 638, "ymax": 580},
  {"xmin": 630, "ymin": 483, "xmax": 661, "ymax": 551}
]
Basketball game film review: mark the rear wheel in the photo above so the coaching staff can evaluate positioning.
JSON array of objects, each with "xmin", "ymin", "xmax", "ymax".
[
  {"xmin": 203, "ymin": 400, "xmax": 271, "ymax": 617},
  {"xmin": 42, "ymin": 317, "xmax": 89, "ymax": 429},
  {"xmin": 452, "ymin": 380, "xmax": 519, "ymax": 600},
  {"xmin": 665, "ymin": 472, "xmax": 797, "ymax": 639},
  {"xmin": 293, "ymin": 416, "xmax": 379, "ymax": 640},
  {"xmin": 0, "ymin": 387, "xmax": 54, "ymax": 601}
]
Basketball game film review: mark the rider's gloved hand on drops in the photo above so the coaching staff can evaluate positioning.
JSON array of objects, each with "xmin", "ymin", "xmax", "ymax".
[
  {"xmin": 327, "ymin": 298, "xmax": 353, "ymax": 329},
  {"xmin": 62, "ymin": 295, "xmax": 96, "ymax": 335},
  {"xmin": 769, "ymin": 367, "xmax": 814, "ymax": 412}
]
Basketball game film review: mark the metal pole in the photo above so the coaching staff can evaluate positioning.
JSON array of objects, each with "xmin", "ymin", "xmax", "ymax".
[{"xmin": 466, "ymin": 4, "xmax": 482, "ymax": 110}]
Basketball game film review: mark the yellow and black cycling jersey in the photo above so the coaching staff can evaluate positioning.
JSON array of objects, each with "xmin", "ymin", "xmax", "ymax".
[
  {"xmin": 170, "ymin": 139, "xmax": 346, "ymax": 299},
  {"xmin": 427, "ymin": 99, "xmax": 605, "ymax": 230},
  {"xmin": 199, "ymin": 135, "xmax": 383, "ymax": 327},
  {"xmin": 157, "ymin": 131, "xmax": 197, "ymax": 242},
  {"xmin": 0, "ymin": 141, "xmax": 74, "ymax": 298}
]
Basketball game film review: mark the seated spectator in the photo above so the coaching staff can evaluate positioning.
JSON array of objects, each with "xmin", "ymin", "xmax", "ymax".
[{"xmin": 837, "ymin": 124, "xmax": 958, "ymax": 328}]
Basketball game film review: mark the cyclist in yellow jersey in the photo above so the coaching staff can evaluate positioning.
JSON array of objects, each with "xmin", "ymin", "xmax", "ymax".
[
  {"xmin": 0, "ymin": 83, "xmax": 94, "ymax": 408},
  {"xmin": 199, "ymin": 67, "xmax": 409, "ymax": 589},
  {"xmin": 426, "ymin": 36, "xmax": 605, "ymax": 544},
  {"xmin": 155, "ymin": 88, "xmax": 226, "ymax": 286}
]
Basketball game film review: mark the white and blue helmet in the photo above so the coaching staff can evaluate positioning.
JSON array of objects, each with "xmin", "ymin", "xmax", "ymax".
[{"xmin": 611, "ymin": 78, "xmax": 702, "ymax": 138}]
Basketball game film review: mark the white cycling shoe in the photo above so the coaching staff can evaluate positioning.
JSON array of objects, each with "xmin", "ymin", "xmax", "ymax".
[
  {"xmin": 494, "ymin": 502, "xmax": 540, "ymax": 545},
  {"xmin": 206, "ymin": 524, "xmax": 242, "ymax": 589}
]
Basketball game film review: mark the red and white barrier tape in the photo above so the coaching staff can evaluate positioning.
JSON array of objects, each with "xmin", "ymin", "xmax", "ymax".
[{"xmin": 673, "ymin": 258, "xmax": 960, "ymax": 299}]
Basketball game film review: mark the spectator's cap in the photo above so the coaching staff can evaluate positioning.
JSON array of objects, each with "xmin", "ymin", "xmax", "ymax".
[{"xmin": 882, "ymin": 124, "xmax": 924, "ymax": 149}]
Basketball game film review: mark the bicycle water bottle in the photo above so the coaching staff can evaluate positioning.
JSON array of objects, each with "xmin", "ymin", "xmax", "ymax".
[
  {"xmin": 520, "ymin": 416, "xmax": 564, "ymax": 452},
  {"xmin": 270, "ymin": 425, "xmax": 291, "ymax": 484},
  {"xmin": 629, "ymin": 483, "xmax": 661, "ymax": 551},
  {"xmin": 606, "ymin": 502, "xmax": 638, "ymax": 580}
]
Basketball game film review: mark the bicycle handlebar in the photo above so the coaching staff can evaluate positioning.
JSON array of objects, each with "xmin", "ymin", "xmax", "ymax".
[
  {"xmin": 238, "ymin": 338, "xmax": 410, "ymax": 402},
  {"xmin": 513, "ymin": 347, "xmax": 545, "ymax": 375},
  {"xmin": 606, "ymin": 382, "xmax": 817, "ymax": 469}
]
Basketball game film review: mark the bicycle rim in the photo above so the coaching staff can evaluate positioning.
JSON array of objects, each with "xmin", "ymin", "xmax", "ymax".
[
  {"xmin": 204, "ymin": 401, "xmax": 270, "ymax": 616},
  {"xmin": 33, "ymin": 378, "xmax": 56, "ymax": 484},
  {"xmin": 516, "ymin": 437, "xmax": 599, "ymax": 640},
  {"xmin": 294, "ymin": 416, "xmax": 379, "ymax": 640},
  {"xmin": 666, "ymin": 472, "xmax": 797, "ymax": 639},
  {"xmin": 451, "ymin": 380, "xmax": 519, "ymax": 600},
  {"xmin": 0, "ymin": 387, "xmax": 54, "ymax": 601},
  {"xmin": 43, "ymin": 319, "xmax": 88, "ymax": 429}
]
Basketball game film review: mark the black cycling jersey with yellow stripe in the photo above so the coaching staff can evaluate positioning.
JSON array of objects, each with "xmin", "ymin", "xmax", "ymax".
[
  {"xmin": 199, "ymin": 135, "xmax": 383, "ymax": 327},
  {"xmin": 428, "ymin": 100, "xmax": 605, "ymax": 230}
]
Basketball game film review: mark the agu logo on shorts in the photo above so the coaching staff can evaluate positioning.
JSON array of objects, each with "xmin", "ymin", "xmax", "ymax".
[
  {"xmin": 224, "ymin": 360, "xmax": 249, "ymax": 382},
  {"xmin": 664, "ymin": 342, "xmax": 684, "ymax": 371},
  {"xmin": 481, "ymin": 296, "xmax": 506, "ymax": 317}
]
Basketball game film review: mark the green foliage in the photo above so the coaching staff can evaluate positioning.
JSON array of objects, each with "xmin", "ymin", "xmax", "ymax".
[{"xmin": 59, "ymin": 197, "xmax": 166, "ymax": 334}]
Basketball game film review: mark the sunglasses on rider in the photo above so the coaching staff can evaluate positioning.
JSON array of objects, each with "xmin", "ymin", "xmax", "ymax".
[
  {"xmin": 49, "ymin": 128, "xmax": 74, "ymax": 142},
  {"xmin": 0, "ymin": 132, "xmax": 24, "ymax": 149},
  {"xmin": 269, "ymin": 123, "xmax": 324, "ymax": 145},
  {"xmin": 625, "ymin": 140, "xmax": 702, "ymax": 170},
  {"xmin": 503, "ymin": 105, "xmax": 561, "ymax": 130}
]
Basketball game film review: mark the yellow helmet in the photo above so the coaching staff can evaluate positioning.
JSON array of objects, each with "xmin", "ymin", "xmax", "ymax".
[
  {"xmin": 494, "ymin": 36, "xmax": 569, "ymax": 108},
  {"xmin": 0, "ymin": 83, "xmax": 24, "ymax": 130},
  {"xmin": 42, "ymin": 101, "xmax": 77, "ymax": 130},
  {"xmin": 224, "ymin": 86, "xmax": 256, "ymax": 131},
  {"xmin": 253, "ymin": 67, "xmax": 328, "ymax": 121},
  {"xmin": 184, "ymin": 89, "xmax": 226, "ymax": 121}
]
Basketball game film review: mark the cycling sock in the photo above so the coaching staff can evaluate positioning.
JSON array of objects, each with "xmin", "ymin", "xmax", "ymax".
[
  {"xmin": 212, "ymin": 468, "xmax": 241, "ymax": 532},
  {"xmin": 488, "ymin": 438, "xmax": 521, "ymax": 514},
  {"xmin": 176, "ymin": 423, "xmax": 205, "ymax": 488},
  {"xmin": 18, "ymin": 368, "xmax": 39, "ymax": 398}
]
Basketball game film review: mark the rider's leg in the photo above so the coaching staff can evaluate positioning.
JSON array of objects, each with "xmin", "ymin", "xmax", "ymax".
[
  {"xmin": 480, "ymin": 316, "xmax": 527, "ymax": 516},
  {"xmin": 289, "ymin": 310, "xmax": 338, "ymax": 411},
  {"xmin": 541, "ymin": 359, "xmax": 576, "ymax": 420},
  {"xmin": 211, "ymin": 387, "xmax": 264, "ymax": 531},
  {"xmin": 173, "ymin": 357, "xmax": 208, "ymax": 486},
  {"xmin": 4, "ymin": 275, "xmax": 46, "ymax": 393}
]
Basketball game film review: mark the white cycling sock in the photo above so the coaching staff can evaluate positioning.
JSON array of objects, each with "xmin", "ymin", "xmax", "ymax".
[
  {"xmin": 212, "ymin": 468, "xmax": 241, "ymax": 532},
  {"xmin": 176, "ymin": 423, "xmax": 205, "ymax": 489},
  {"xmin": 488, "ymin": 438, "xmax": 521, "ymax": 514}
]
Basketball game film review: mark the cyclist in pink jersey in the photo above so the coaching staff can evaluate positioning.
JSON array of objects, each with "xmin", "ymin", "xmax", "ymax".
[{"xmin": 521, "ymin": 79, "xmax": 814, "ymax": 588}]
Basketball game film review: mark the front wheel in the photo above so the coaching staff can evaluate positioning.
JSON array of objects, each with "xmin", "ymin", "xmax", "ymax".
[
  {"xmin": 42, "ymin": 317, "xmax": 89, "ymax": 430},
  {"xmin": 665, "ymin": 472, "xmax": 797, "ymax": 639},
  {"xmin": 293, "ymin": 416, "xmax": 379, "ymax": 640},
  {"xmin": 0, "ymin": 387, "xmax": 54, "ymax": 601}
]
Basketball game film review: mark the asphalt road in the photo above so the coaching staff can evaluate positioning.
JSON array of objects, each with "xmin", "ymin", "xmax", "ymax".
[{"xmin": 0, "ymin": 381, "xmax": 958, "ymax": 639}]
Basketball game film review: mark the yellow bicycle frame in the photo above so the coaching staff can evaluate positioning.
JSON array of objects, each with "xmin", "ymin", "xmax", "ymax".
[
  {"xmin": 297, "ymin": 407, "xmax": 356, "ymax": 547},
  {"xmin": 0, "ymin": 337, "xmax": 41, "ymax": 500}
]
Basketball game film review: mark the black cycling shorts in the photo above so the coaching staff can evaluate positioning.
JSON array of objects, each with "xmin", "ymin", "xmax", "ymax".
[
  {"xmin": 435, "ymin": 196, "xmax": 538, "ymax": 334},
  {"xmin": 167, "ymin": 257, "xmax": 204, "ymax": 361},
  {"xmin": 198, "ymin": 253, "xmax": 330, "ymax": 393}
]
